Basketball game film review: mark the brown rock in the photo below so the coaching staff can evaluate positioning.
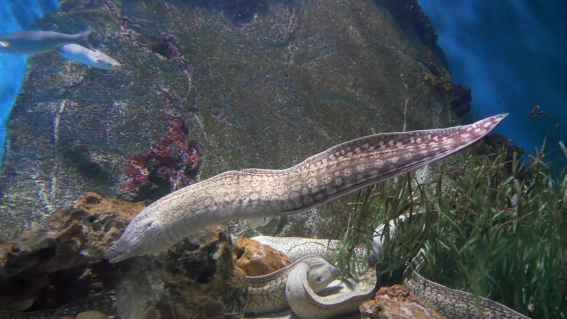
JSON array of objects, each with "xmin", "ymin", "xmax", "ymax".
[
  {"xmin": 359, "ymin": 285, "xmax": 446, "ymax": 319},
  {"xmin": 115, "ymin": 225, "xmax": 248, "ymax": 318},
  {"xmin": 0, "ymin": 193, "xmax": 248, "ymax": 318},
  {"xmin": 232, "ymin": 237, "xmax": 293, "ymax": 276},
  {"xmin": 0, "ymin": 192, "xmax": 144, "ymax": 312}
]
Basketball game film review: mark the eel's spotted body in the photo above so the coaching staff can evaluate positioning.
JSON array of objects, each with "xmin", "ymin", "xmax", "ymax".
[
  {"xmin": 246, "ymin": 255, "xmax": 340, "ymax": 314},
  {"xmin": 105, "ymin": 114, "xmax": 508, "ymax": 263},
  {"xmin": 285, "ymin": 262, "xmax": 377, "ymax": 319},
  {"xmin": 402, "ymin": 251, "xmax": 531, "ymax": 319},
  {"xmin": 252, "ymin": 236, "xmax": 366, "ymax": 262},
  {"xmin": 254, "ymin": 237, "xmax": 530, "ymax": 319}
]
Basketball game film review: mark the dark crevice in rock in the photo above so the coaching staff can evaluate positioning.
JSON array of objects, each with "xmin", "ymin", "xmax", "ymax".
[
  {"xmin": 77, "ymin": 162, "xmax": 103, "ymax": 178},
  {"xmin": 36, "ymin": 247, "xmax": 56, "ymax": 263},
  {"xmin": 377, "ymin": 0, "xmax": 438, "ymax": 46},
  {"xmin": 437, "ymin": 84, "xmax": 472, "ymax": 118}
]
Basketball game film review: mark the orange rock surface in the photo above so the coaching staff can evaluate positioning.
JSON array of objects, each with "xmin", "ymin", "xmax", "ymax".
[
  {"xmin": 232, "ymin": 237, "xmax": 292, "ymax": 276},
  {"xmin": 0, "ymin": 192, "xmax": 145, "ymax": 312},
  {"xmin": 360, "ymin": 284, "xmax": 446, "ymax": 319}
]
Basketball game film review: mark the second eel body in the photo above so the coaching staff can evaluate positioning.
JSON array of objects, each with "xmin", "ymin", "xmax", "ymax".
[
  {"xmin": 245, "ymin": 255, "xmax": 340, "ymax": 314},
  {"xmin": 106, "ymin": 114, "xmax": 508, "ymax": 263},
  {"xmin": 256, "ymin": 236, "xmax": 531, "ymax": 319}
]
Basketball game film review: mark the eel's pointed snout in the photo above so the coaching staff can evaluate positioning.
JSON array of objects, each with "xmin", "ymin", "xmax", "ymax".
[
  {"xmin": 103, "ymin": 245, "xmax": 116, "ymax": 260},
  {"xmin": 103, "ymin": 244, "xmax": 128, "ymax": 263}
]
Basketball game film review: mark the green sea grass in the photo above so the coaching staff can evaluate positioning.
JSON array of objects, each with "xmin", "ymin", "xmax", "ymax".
[{"xmin": 334, "ymin": 140, "xmax": 567, "ymax": 318}]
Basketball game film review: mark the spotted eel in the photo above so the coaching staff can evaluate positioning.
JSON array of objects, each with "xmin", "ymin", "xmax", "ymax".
[
  {"xmin": 252, "ymin": 236, "xmax": 366, "ymax": 262},
  {"xmin": 0, "ymin": 293, "xmax": 117, "ymax": 319},
  {"xmin": 252, "ymin": 212, "xmax": 426, "ymax": 263},
  {"xmin": 256, "ymin": 236, "xmax": 531, "ymax": 319},
  {"xmin": 105, "ymin": 114, "xmax": 508, "ymax": 263},
  {"xmin": 286, "ymin": 262, "xmax": 377, "ymax": 319},
  {"xmin": 245, "ymin": 255, "xmax": 340, "ymax": 314},
  {"xmin": 402, "ymin": 250, "xmax": 531, "ymax": 319}
]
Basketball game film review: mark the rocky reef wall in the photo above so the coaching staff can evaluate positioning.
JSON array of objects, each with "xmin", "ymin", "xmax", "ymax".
[{"xmin": 0, "ymin": 0, "xmax": 456, "ymax": 240}]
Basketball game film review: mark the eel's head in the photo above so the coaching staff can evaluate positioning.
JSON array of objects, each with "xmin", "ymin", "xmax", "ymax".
[
  {"xmin": 104, "ymin": 212, "xmax": 167, "ymax": 263},
  {"xmin": 306, "ymin": 257, "xmax": 341, "ymax": 292}
]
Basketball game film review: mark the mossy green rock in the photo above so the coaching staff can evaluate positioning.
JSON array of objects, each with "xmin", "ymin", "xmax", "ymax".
[{"xmin": 0, "ymin": 0, "xmax": 455, "ymax": 240}]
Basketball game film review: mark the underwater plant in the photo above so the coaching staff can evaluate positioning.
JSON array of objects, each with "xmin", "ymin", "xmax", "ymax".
[{"xmin": 335, "ymin": 139, "xmax": 567, "ymax": 318}]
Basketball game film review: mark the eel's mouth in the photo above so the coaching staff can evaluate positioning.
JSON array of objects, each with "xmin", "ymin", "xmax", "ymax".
[{"xmin": 104, "ymin": 244, "xmax": 130, "ymax": 263}]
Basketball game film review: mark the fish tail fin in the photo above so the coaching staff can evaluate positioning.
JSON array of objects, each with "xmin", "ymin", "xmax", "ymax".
[{"xmin": 75, "ymin": 29, "xmax": 93, "ymax": 50}]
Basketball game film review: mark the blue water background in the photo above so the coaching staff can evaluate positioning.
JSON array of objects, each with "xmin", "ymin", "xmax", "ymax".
[
  {"xmin": 0, "ymin": 0, "xmax": 60, "ymax": 165},
  {"xmin": 419, "ymin": 0, "xmax": 567, "ymax": 158}
]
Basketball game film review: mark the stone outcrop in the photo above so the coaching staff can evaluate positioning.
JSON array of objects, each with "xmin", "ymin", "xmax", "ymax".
[
  {"xmin": 0, "ymin": 193, "xmax": 247, "ymax": 318},
  {"xmin": 233, "ymin": 237, "xmax": 292, "ymax": 276},
  {"xmin": 0, "ymin": 192, "xmax": 139, "ymax": 312},
  {"xmin": 114, "ymin": 225, "xmax": 248, "ymax": 318},
  {"xmin": 359, "ymin": 285, "xmax": 446, "ymax": 319},
  {"xmin": 0, "ymin": 0, "xmax": 458, "ymax": 242}
]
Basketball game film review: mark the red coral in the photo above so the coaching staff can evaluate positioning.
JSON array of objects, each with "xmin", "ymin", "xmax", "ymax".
[
  {"xmin": 125, "ymin": 167, "xmax": 141, "ymax": 176},
  {"xmin": 119, "ymin": 119, "xmax": 204, "ymax": 201}
]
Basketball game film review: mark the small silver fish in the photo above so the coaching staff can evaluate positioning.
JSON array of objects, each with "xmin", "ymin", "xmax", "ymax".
[
  {"xmin": 0, "ymin": 30, "xmax": 92, "ymax": 55},
  {"xmin": 57, "ymin": 44, "xmax": 122, "ymax": 70}
]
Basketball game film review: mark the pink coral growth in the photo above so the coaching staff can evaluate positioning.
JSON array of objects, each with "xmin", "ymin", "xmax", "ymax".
[{"xmin": 119, "ymin": 119, "xmax": 203, "ymax": 200}]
